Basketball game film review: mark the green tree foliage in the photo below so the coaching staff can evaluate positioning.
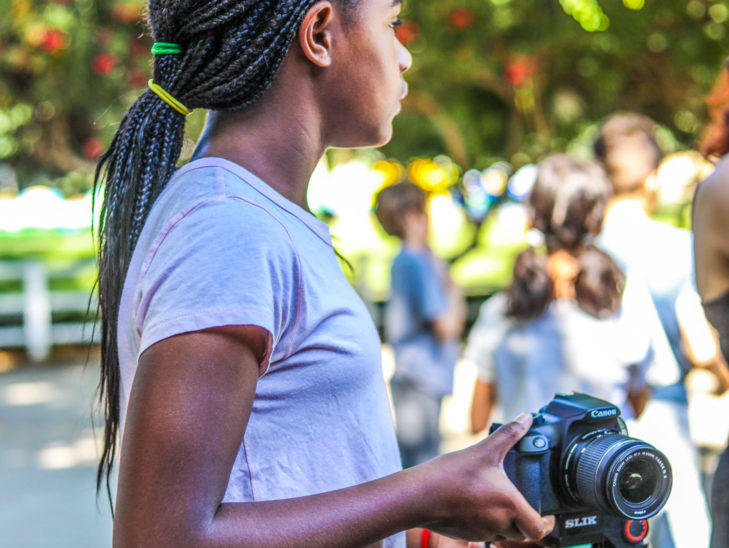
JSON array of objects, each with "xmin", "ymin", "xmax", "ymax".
[
  {"xmin": 0, "ymin": 0, "xmax": 727, "ymax": 190},
  {"xmin": 0, "ymin": 0, "xmax": 151, "ymax": 190},
  {"xmin": 384, "ymin": 0, "xmax": 727, "ymax": 169}
]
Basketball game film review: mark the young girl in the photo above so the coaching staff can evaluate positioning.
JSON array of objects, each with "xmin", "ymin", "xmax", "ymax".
[
  {"xmin": 94, "ymin": 1, "xmax": 553, "ymax": 546},
  {"xmin": 466, "ymin": 155, "xmax": 654, "ymax": 432}
]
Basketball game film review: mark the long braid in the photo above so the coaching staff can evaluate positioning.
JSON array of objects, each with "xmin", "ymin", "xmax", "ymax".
[{"xmin": 93, "ymin": 0, "xmax": 337, "ymax": 506}]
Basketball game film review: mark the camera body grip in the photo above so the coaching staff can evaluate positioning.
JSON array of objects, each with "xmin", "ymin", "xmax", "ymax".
[{"xmin": 490, "ymin": 393, "xmax": 671, "ymax": 547}]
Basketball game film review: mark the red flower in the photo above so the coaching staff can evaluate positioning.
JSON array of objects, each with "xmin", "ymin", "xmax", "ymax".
[
  {"xmin": 504, "ymin": 55, "xmax": 537, "ymax": 87},
  {"xmin": 93, "ymin": 53, "xmax": 117, "ymax": 76},
  {"xmin": 40, "ymin": 29, "xmax": 66, "ymax": 54},
  {"xmin": 448, "ymin": 7, "xmax": 475, "ymax": 30},
  {"xmin": 83, "ymin": 138, "xmax": 104, "ymax": 159},
  {"xmin": 395, "ymin": 20, "xmax": 420, "ymax": 45}
]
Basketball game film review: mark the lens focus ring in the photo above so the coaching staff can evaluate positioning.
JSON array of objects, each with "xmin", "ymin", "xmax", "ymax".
[
  {"xmin": 573, "ymin": 434, "xmax": 629, "ymax": 512},
  {"xmin": 569, "ymin": 433, "xmax": 672, "ymax": 520}
]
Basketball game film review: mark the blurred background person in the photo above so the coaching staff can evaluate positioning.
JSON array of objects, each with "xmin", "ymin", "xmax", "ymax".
[
  {"xmin": 694, "ymin": 57, "xmax": 729, "ymax": 548},
  {"xmin": 374, "ymin": 182, "xmax": 466, "ymax": 468},
  {"xmin": 594, "ymin": 112, "xmax": 712, "ymax": 548},
  {"xmin": 595, "ymin": 112, "xmax": 695, "ymax": 385},
  {"xmin": 465, "ymin": 155, "xmax": 654, "ymax": 432}
]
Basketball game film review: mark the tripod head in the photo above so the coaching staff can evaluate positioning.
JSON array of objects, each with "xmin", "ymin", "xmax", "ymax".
[{"xmin": 546, "ymin": 515, "xmax": 649, "ymax": 547}]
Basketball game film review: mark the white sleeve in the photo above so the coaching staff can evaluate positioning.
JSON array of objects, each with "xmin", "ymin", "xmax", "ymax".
[
  {"xmin": 617, "ymin": 270, "xmax": 680, "ymax": 387},
  {"xmin": 463, "ymin": 293, "xmax": 510, "ymax": 383}
]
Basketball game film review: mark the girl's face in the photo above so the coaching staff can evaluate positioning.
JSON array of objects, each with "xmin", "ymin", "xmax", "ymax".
[{"xmin": 324, "ymin": 0, "xmax": 412, "ymax": 148}]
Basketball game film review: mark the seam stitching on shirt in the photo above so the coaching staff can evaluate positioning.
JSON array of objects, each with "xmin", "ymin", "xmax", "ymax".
[
  {"xmin": 214, "ymin": 162, "xmax": 333, "ymax": 248},
  {"xmin": 141, "ymin": 305, "xmax": 273, "ymax": 343},
  {"xmin": 139, "ymin": 196, "xmax": 227, "ymax": 280},
  {"xmin": 225, "ymin": 195, "xmax": 305, "ymax": 358}
]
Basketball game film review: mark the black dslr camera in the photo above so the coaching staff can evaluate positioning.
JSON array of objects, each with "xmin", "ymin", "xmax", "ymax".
[{"xmin": 490, "ymin": 393, "xmax": 672, "ymax": 548}]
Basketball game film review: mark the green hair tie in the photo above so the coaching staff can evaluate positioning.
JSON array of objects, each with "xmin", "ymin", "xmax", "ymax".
[{"xmin": 151, "ymin": 42, "xmax": 182, "ymax": 55}]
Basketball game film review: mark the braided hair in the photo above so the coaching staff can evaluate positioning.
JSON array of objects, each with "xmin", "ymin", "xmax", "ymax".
[{"xmin": 93, "ymin": 0, "xmax": 356, "ymax": 506}]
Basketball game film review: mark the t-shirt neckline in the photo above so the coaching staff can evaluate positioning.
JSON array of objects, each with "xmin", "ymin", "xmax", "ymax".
[{"xmin": 173, "ymin": 157, "xmax": 333, "ymax": 246}]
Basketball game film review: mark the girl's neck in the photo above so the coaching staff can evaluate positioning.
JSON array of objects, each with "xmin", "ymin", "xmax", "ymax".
[
  {"xmin": 203, "ymin": 123, "xmax": 322, "ymax": 210},
  {"xmin": 547, "ymin": 249, "xmax": 579, "ymax": 300},
  {"xmin": 198, "ymin": 68, "xmax": 324, "ymax": 210},
  {"xmin": 605, "ymin": 192, "xmax": 649, "ymax": 217},
  {"xmin": 401, "ymin": 211, "xmax": 429, "ymax": 249},
  {"xmin": 402, "ymin": 239, "xmax": 428, "ymax": 252}
]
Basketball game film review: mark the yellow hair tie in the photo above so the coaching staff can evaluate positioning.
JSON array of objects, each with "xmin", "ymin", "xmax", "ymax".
[{"xmin": 147, "ymin": 79, "xmax": 191, "ymax": 116}]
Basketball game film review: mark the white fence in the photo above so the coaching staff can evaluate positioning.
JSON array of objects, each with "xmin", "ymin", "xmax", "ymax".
[{"xmin": 0, "ymin": 259, "xmax": 99, "ymax": 361}]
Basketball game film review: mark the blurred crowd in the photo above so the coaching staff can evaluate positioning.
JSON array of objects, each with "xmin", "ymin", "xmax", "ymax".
[{"xmin": 376, "ymin": 62, "xmax": 729, "ymax": 548}]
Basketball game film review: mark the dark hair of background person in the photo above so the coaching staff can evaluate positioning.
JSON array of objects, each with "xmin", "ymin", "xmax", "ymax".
[
  {"xmin": 91, "ymin": 0, "xmax": 359, "ymax": 508},
  {"xmin": 506, "ymin": 155, "xmax": 625, "ymax": 321},
  {"xmin": 574, "ymin": 247, "xmax": 626, "ymax": 318},
  {"xmin": 593, "ymin": 112, "xmax": 663, "ymax": 195},
  {"xmin": 701, "ymin": 59, "xmax": 729, "ymax": 159},
  {"xmin": 528, "ymin": 154, "xmax": 611, "ymax": 252},
  {"xmin": 505, "ymin": 247, "xmax": 553, "ymax": 321},
  {"xmin": 374, "ymin": 181, "xmax": 426, "ymax": 239}
]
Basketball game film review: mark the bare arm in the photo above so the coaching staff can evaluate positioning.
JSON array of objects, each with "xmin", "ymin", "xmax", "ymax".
[
  {"xmin": 626, "ymin": 385, "xmax": 651, "ymax": 419},
  {"xmin": 114, "ymin": 326, "xmax": 553, "ymax": 547},
  {"xmin": 432, "ymin": 283, "xmax": 467, "ymax": 342},
  {"xmin": 691, "ymin": 159, "xmax": 729, "ymax": 395},
  {"xmin": 693, "ymin": 158, "xmax": 729, "ymax": 301},
  {"xmin": 470, "ymin": 379, "xmax": 496, "ymax": 435},
  {"xmin": 676, "ymin": 286, "xmax": 729, "ymax": 394}
]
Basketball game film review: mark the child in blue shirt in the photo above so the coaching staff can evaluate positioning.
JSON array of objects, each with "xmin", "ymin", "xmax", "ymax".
[{"xmin": 375, "ymin": 182, "xmax": 466, "ymax": 468}]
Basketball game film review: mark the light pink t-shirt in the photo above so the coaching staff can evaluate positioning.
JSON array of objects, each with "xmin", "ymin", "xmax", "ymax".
[{"xmin": 117, "ymin": 158, "xmax": 404, "ymax": 546}]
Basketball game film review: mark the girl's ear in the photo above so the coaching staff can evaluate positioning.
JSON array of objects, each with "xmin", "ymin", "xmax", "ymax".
[{"xmin": 298, "ymin": 1, "xmax": 335, "ymax": 68}]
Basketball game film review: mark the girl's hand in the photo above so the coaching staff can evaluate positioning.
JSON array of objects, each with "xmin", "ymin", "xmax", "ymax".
[{"xmin": 415, "ymin": 413, "xmax": 555, "ymax": 543}]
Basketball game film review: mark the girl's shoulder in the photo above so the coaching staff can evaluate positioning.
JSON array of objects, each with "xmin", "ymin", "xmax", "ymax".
[
  {"xmin": 136, "ymin": 169, "xmax": 301, "ymax": 290},
  {"xmin": 150, "ymin": 160, "xmax": 308, "ymax": 249}
]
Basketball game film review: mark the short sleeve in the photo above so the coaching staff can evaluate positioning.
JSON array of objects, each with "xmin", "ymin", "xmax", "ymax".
[
  {"xmin": 134, "ymin": 197, "xmax": 300, "ymax": 373},
  {"xmin": 463, "ymin": 293, "xmax": 510, "ymax": 382},
  {"xmin": 676, "ymin": 281, "xmax": 717, "ymax": 364},
  {"xmin": 617, "ymin": 270, "xmax": 679, "ymax": 387}
]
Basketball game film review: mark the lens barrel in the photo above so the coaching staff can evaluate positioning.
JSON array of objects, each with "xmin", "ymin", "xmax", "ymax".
[{"xmin": 564, "ymin": 432, "xmax": 672, "ymax": 519}]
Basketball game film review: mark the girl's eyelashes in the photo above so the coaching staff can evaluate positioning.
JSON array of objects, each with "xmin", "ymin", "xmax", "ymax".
[{"xmin": 390, "ymin": 18, "xmax": 404, "ymax": 29}]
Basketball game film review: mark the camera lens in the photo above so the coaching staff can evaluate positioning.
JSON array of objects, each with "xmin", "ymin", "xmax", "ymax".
[
  {"xmin": 563, "ymin": 432, "xmax": 672, "ymax": 520},
  {"xmin": 619, "ymin": 457, "xmax": 658, "ymax": 504}
]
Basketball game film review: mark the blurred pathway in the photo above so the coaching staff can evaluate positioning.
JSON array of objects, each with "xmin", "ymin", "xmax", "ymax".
[
  {"xmin": 0, "ymin": 362, "xmax": 112, "ymax": 548},
  {"xmin": 0, "ymin": 348, "xmax": 478, "ymax": 548},
  {"xmin": 2, "ymin": 349, "xmax": 724, "ymax": 548}
]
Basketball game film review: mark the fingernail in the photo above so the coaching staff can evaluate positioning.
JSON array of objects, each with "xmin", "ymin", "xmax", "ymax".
[{"xmin": 515, "ymin": 412, "xmax": 531, "ymax": 426}]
